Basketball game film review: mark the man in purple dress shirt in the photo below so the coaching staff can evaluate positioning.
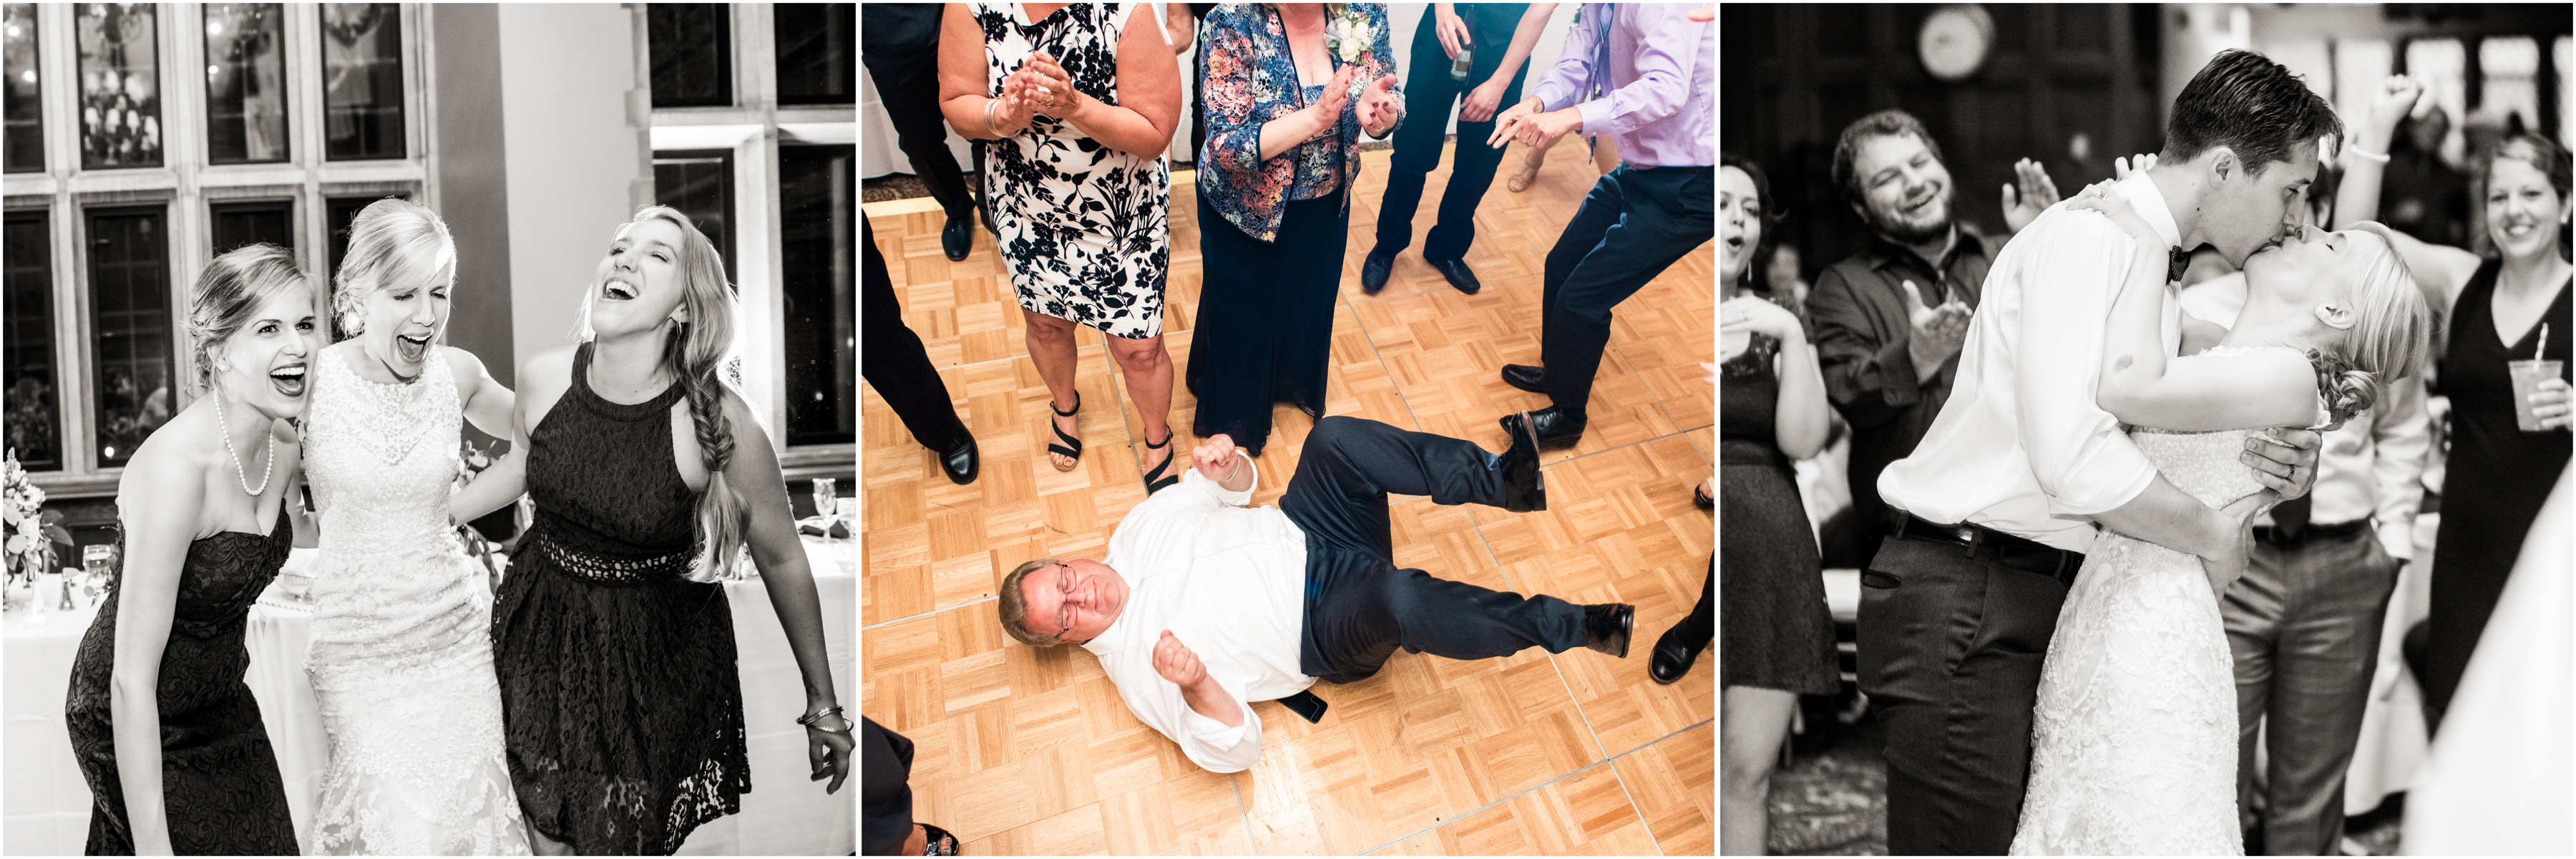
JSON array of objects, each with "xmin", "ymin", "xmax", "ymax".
[{"xmin": 1488, "ymin": 3, "xmax": 1714, "ymax": 449}]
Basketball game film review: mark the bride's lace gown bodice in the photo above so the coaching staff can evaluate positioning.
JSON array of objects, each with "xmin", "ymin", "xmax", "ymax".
[
  {"xmin": 301, "ymin": 345, "xmax": 530, "ymax": 855},
  {"xmin": 2011, "ymin": 349, "xmax": 2309, "ymax": 855}
]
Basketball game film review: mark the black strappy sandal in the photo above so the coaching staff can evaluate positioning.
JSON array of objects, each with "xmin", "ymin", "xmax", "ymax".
[
  {"xmin": 1141, "ymin": 430, "xmax": 1180, "ymax": 495},
  {"xmin": 919, "ymin": 822, "xmax": 960, "ymax": 855},
  {"xmin": 1045, "ymin": 394, "xmax": 1083, "ymax": 472}
]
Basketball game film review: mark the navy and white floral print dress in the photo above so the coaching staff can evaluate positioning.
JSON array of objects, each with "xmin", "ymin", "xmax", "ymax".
[{"xmin": 975, "ymin": 3, "xmax": 1172, "ymax": 339}]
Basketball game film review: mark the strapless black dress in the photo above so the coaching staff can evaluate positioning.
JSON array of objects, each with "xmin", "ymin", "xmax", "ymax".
[{"xmin": 64, "ymin": 505, "xmax": 299, "ymax": 855}]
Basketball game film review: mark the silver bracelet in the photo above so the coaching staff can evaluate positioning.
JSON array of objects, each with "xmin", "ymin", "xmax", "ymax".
[
  {"xmin": 2346, "ymin": 145, "xmax": 2390, "ymax": 164},
  {"xmin": 984, "ymin": 98, "xmax": 1003, "ymax": 137},
  {"xmin": 798, "ymin": 704, "xmax": 851, "ymax": 733}
]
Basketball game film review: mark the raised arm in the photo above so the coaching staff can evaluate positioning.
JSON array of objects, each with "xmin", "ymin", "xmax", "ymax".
[
  {"xmin": 719, "ymin": 391, "xmax": 851, "ymax": 792},
  {"xmin": 1119, "ymin": 644, "xmax": 1262, "ymax": 773},
  {"xmin": 107, "ymin": 455, "xmax": 203, "ymax": 856},
  {"xmin": 2332, "ymin": 75, "xmax": 2481, "ymax": 314}
]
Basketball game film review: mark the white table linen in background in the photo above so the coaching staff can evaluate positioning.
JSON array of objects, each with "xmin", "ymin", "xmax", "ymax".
[{"xmin": 2, "ymin": 537, "xmax": 856, "ymax": 856}]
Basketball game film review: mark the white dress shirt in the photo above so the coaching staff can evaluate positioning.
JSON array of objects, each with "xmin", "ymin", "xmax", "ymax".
[
  {"xmin": 1878, "ymin": 171, "xmax": 2185, "ymax": 553},
  {"xmin": 1083, "ymin": 467, "xmax": 1314, "ymax": 773},
  {"xmin": 2180, "ymin": 273, "xmax": 2432, "ymax": 559}
]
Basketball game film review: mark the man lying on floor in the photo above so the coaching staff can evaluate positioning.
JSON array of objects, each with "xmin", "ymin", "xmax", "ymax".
[{"xmin": 995, "ymin": 415, "xmax": 1637, "ymax": 773}]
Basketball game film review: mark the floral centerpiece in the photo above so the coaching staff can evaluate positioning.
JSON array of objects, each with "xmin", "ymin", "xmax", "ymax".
[
  {"xmin": 4, "ymin": 448, "xmax": 74, "ymax": 596},
  {"xmin": 452, "ymin": 440, "xmax": 509, "ymax": 590}
]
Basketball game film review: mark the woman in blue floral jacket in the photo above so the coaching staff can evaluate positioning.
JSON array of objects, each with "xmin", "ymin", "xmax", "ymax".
[{"xmin": 1187, "ymin": 2, "xmax": 1403, "ymax": 456}]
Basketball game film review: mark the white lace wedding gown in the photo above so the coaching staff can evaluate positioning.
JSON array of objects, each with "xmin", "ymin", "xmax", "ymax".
[
  {"xmin": 301, "ymin": 346, "xmax": 530, "ymax": 855},
  {"xmin": 2010, "ymin": 349, "xmax": 2324, "ymax": 855}
]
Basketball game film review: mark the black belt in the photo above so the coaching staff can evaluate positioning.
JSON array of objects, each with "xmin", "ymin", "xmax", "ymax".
[
  {"xmin": 1894, "ymin": 514, "xmax": 2087, "ymax": 588},
  {"xmin": 2253, "ymin": 518, "xmax": 2371, "ymax": 548}
]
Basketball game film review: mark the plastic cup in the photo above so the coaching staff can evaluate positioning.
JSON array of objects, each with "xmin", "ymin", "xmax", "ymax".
[{"xmin": 2508, "ymin": 359, "xmax": 2562, "ymax": 432}]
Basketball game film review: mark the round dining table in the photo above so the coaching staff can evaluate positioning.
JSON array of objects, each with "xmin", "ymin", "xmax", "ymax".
[{"xmin": 4, "ymin": 535, "xmax": 855, "ymax": 855}]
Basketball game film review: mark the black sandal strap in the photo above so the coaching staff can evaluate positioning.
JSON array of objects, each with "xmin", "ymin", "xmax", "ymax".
[
  {"xmin": 1141, "ymin": 431, "xmax": 1179, "ymax": 493},
  {"xmin": 1047, "ymin": 394, "xmax": 1083, "ymax": 462},
  {"xmin": 919, "ymin": 822, "xmax": 960, "ymax": 856}
]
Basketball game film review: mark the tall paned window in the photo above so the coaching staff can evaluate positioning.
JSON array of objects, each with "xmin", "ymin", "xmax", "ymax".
[
  {"xmin": 86, "ymin": 205, "xmax": 174, "ymax": 467},
  {"xmin": 779, "ymin": 144, "xmax": 853, "ymax": 447},
  {"xmin": 75, "ymin": 4, "xmax": 161, "ymax": 170},
  {"xmin": 4, "ymin": 211, "xmax": 58, "ymax": 470},
  {"xmin": 321, "ymin": 4, "xmax": 404, "ymax": 160},
  {"xmin": 653, "ymin": 150, "xmax": 735, "ymax": 280},
  {"xmin": 211, "ymin": 200, "xmax": 295, "ymax": 254},
  {"xmin": 774, "ymin": 4, "xmax": 853, "ymax": 106},
  {"xmin": 204, "ymin": 4, "xmax": 289, "ymax": 164},
  {"xmin": 3, "ymin": 4, "xmax": 40, "ymax": 173},
  {"xmin": 648, "ymin": 4, "xmax": 731, "ymax": 108}
]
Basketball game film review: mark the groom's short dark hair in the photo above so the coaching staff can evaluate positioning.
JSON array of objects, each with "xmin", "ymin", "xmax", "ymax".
[{"xmin": 2164, "ymin": 49, "xmax": 2341, "ymax": 175}]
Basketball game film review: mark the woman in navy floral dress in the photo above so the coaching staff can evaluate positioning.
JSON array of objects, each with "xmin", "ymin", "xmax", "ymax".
[{"xmin": 1187, "ymin": 3, "xmax": 1404, "ymax": 457}]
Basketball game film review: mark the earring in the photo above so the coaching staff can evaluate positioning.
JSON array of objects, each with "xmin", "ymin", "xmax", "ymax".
[{"xmin": 2316, "ymin": 304, "xmax": 2355, "ymax": 330}]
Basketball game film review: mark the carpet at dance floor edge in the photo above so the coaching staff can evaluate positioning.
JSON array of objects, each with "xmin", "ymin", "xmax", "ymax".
[{"xmin": 1767, "ymin": 715, "xmax": 2407, "ymax": 855}]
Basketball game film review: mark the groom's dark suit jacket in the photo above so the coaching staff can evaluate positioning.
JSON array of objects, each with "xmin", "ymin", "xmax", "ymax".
[{"xmin": 1807, "ymin": 226, "xmax": 1996, "ymax": 547}]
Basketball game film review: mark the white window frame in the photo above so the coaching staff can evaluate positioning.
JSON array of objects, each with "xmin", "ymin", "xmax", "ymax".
[{"xmin": 4, "ymin": 2, "xmax": 432, "ymax": 496}]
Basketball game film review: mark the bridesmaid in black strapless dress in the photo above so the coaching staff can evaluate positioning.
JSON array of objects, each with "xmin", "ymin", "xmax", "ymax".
[
  {"xmin": 65, "ymin": 508, "xmax": 300, "ymax": 855},
  {"xmin": 65, "ymin": 242, "xmax": 314, "ymax": 855}
]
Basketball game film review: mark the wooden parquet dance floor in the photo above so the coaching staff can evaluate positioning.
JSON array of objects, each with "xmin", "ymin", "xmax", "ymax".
[{"xmin": 862, "ymin": 140, "xmax": 1715, "ymax": 855}]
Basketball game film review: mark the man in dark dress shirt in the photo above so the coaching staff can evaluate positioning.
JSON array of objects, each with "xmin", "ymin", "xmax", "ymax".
[{"xmin": 1806, "ymin": 110, "xmax": 1998, "ymax": 551}]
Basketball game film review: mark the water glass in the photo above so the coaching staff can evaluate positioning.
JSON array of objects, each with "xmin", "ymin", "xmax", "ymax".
[{"xmin": 812, "ymin": 478, "xmax": 839, "ymax": 539}]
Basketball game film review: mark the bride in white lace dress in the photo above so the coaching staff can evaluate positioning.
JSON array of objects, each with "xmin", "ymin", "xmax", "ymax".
[
  {"xmin": 2010, "ymin": 184, "xmax": 2434, "ymax": 855},
  {"xmin": 300, "ymin": 200, "xmax": 530, "ymax": 854}
]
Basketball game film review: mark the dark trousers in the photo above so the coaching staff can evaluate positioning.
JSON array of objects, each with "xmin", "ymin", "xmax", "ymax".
[
  {"xmin": 861, "ymin": 220, "xmax": 970, "ymax": 452},
  {"xmin": 1679, "ymin": 555, "xmax": 1714, "ymax": 644},
  {"xmin": 2224, "ymin": 526, "xmax": 2403, "ymax": 855},
  {"xmin": 1857, "ymin": 533, "xmax": 2073, "ymax": 855},
  {"xmin": 859, "ymin": 22, "xmax": 974, "ymax": 221},
  {"xmin": 1540, "ymin": 165, "xmax": 1715, "ymax": 412},
  {"xmin": 1371, "ymin": 20, "xmax": 1525, "ymax": 261},
  {"xmin": 859, "ymin": 717, "xmax": 914, "ymax": 856},
  {"xmin": 1287, "ymin": 417, "xmax": 1589, "ymax": 684},
  {"xmin": 1186, "ymin": 188, "xmax": 1348, "ymax": 455}
]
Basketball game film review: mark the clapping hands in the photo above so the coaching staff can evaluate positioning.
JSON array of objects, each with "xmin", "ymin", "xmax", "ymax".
[{"xmin": 1357, "ymin": 74, "xmax": 1401, "ymax": 137}]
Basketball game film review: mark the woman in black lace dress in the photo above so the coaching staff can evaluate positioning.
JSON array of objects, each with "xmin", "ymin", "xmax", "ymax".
[
  {"xmin": 454, "ymin": 207, "xmax": 852, "ymax": 854},
  {"xmin": 66, "ymin": 245, "xmax": 316, "ymax": 855},
  {"xmin": 1715, "ymin": 157, "xmax": 1835, "ymax": 856}
]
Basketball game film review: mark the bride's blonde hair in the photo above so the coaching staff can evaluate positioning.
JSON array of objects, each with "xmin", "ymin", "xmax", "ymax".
[{"xmin": 2321, "ymin": 222, "xmax": 2433, "ymax": 422}]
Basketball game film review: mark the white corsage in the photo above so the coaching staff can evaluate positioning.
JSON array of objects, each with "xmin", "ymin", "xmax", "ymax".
[{"xmin": 1326, "ymin": 9, "xmax": 1372, "ymax": 67}]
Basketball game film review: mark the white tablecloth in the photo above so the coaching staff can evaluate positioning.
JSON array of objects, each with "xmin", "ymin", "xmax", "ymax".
[{"xmin": 3, "ymin": 537, "xmax": 856, "ymax": 856}]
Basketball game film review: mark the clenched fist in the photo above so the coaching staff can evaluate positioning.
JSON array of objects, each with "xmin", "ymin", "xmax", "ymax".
[
  {"xmin": 1193, "ymin": 434, "xmax": 1240, "ymax": 482},
  {"xmin": 1153, "ymin": 629, "xmax": 1209, "ymax": 689}
]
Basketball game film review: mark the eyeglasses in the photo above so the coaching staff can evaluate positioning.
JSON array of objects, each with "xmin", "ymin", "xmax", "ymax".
[{"xmin": 1053, "ymin": 563, "xmax": 1078, "ymax": 641}]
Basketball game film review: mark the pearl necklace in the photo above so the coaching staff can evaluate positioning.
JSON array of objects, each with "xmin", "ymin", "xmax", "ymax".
[{"xmin": 213, "ymin": 394, "xmax": 275, "ymax": 497}]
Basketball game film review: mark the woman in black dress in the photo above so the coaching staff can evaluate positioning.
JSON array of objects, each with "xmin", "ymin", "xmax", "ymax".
[
  {"xmin": 1715, "ymin": 156, "xmax": 1835, "ymax": 856},
  {"xmin": 66, "ymin": 245, "xmax": 316, "ymax": 855},
  {"xmin": 454, "ymin": 207, "xmax": 852, "ymax": 854},
  {"xmin": 2336, "ymin": 132, "xmax": 2573, "ymax": 729}
]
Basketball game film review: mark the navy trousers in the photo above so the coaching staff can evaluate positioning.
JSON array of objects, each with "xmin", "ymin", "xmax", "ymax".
[
  {"xmin": 1541, "ymin": 165, "xmax": 1714, "ymax": 412},
  {"xmin": 1287, "ymin": 417, "xmax": 1589, "ymax": 684},
  {"xmin": 1370, "ymin": 14, "xmax": 1526, "ymax": 262}
]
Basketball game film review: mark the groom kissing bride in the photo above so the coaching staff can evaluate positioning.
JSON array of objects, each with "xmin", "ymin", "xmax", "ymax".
[{"xmin": 1859, "ymin": 49, "xmax": 2436, "ymax": 855}]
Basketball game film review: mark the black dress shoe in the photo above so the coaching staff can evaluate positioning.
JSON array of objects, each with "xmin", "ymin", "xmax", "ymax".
[
  {"xmin": 1498, "ymin": 413, "xmax": 1546, "ymax": 513},
  {"xmin": 1500, "ymin": 363, "xmax": 1546, "ymax": 394},
  {"xmin": 1426, "ymin": 257, "xmax": 1481, "ymax": 295},
  {"xmin": 939, "ymin": 435, "xmax": 980, "ymax": 485},
  {"xmin": 1360, "ymin": 247, "xmax": 1396, "ymax": 295},
  {"xmin": 1500, "ymin": 406, "xmax": 1586, "ymax": 451},
  {"xmin": 1648, "ymin": 621, "xmax": 1709, "ymax": 684},
  {"xmin": 1584, "ymin": 603, "xmax": 1634, "ymax": 658},
  {"xmin": 941, "ymin": 214, "xmax": 972, "ymax": 261}
]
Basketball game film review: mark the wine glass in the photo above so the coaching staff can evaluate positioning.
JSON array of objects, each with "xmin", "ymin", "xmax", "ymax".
[
  {"xmin": 811, "ymin": 478, "xmax": 838, "ymax": 542},
  {"xmin": 82, "ymin": 544, "xmax": 114, "ymax": 609}
]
